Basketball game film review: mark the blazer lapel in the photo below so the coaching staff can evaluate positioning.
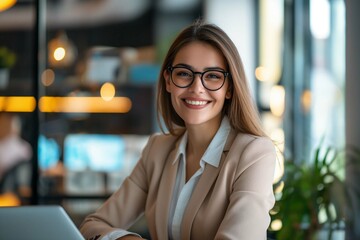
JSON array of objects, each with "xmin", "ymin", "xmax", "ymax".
[
  {"xmin": 155, "ymin": 144, "xmax": 180, "ymax": 240},
  {"xmin": 180, "ymin": 129, "xmax": 237, "ymax": 239}
]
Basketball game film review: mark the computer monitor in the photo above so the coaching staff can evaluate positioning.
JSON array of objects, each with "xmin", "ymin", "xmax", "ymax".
[
  {"xmin": 38, "ymin": 135, "xmax": 60, "ymax": 170},
  {"xmin": 63, "ymin": 134, "xmax": 148, "ymax": 195},
  {"xmin": 63, "ymin": 134, "xmax": 125, "ymax": 172}
]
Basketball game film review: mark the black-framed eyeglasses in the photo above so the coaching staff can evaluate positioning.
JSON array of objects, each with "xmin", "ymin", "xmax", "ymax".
[{"xmin": 167, "ymin": 66, "xmax": 229, "ymax": 91}]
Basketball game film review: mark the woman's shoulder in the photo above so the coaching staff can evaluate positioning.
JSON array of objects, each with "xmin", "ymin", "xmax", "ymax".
[
  {"xmin": 229, "ymin": 131, "xmax": 276, "ymax": 154},
  {"xmin": 148, "ymin": 132, "xmax": 180, "ymax": 145},
  {"xmin": 226, "ymin": 131, "xmax": 277, "ymax": 169},
  {"xmin": 145, "ymin": 132, "xmax": 182, "ymax": 155},
  {"xmin": 139, "ymin": 132, "xmax": 182, "ymax": 171}
]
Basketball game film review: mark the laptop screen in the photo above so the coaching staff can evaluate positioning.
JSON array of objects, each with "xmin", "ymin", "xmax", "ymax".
[{"xmin": 0, "ymin": 205, "xmax": 84, "ymax": 240}]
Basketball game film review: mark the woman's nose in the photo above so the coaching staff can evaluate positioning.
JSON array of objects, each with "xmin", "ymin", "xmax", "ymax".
[{"xmin": 188, "ymin": 74, "xmax": 204, "ymax": 93}]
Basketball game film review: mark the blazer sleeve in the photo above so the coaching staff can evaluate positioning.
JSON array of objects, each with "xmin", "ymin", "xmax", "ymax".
[
  {"xmin": 215, "ymin": 137, "xmax": 276, "ymax": 240},
  {"xmin": 79, "ymin": 134, "xmax": 157, "ymax": 240}
]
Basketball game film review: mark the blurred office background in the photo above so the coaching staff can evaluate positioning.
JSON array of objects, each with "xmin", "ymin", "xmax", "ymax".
[{"xmin": 0, "ymin": 0, "xmax": 359, "ymax": 239}]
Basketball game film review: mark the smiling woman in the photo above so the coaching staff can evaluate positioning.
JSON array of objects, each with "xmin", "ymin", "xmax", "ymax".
[{"xmin": 80, "ymin": 19, "xmax": 277, "ymax": 240}]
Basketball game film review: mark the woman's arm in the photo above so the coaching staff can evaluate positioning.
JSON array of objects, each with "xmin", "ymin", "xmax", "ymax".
[{"xmin": 80, "ymin": 135, "xmax": 156, "ymax": 240}]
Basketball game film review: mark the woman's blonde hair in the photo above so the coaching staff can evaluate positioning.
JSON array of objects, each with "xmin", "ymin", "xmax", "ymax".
[{"xmin": 157, "ymin": 19, "xmax": 265, "ymax": 137}]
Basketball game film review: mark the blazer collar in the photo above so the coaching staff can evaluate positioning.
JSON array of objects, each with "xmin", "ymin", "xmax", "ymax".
[
  {"xmin": 181, "ymin": 129, "xmax": 237, "ymax": 239},
  {"xmin": 155, "ymin": 136, "xmax": 182, "ymax": 240},
  {"xmin": 224, "ymin": 128, "xmax": 237, "ymax": 152}
]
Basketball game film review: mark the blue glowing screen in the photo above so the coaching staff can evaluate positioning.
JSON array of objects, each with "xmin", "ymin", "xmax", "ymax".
[{"xmin": 64, "ymin": 134, "xmax": 125, "ymax": 172}]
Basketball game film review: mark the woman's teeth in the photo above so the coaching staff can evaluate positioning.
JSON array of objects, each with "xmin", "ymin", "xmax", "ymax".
[{"xmin": 185, "ymin": 100, "xmax": 207, "ymax": 106}]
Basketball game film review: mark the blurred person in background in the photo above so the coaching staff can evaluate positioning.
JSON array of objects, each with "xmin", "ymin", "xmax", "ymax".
[{"xmin": 0, "ymin": 113, "xmax": 32, "ymax": 198}]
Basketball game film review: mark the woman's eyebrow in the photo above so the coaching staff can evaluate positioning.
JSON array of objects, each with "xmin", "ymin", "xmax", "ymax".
[
  {"xmin": 204, "ymin": 66, "xmax": 227, "ymax": 71},
  {"xmin": 173, "ymin": 63, "xmax": 226, "ymax": 71},
  {"xmin": 173, "ymin": 63, "xmax": 192, "ymax": 69}
]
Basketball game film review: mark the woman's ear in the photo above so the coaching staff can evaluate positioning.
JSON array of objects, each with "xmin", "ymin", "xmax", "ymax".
[{"xmin": 164, "ymin": 69, "xmax": 171, "ymax": 93}]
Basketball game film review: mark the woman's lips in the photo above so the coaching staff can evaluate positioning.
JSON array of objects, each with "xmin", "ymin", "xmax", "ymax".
[{"xmin": 183, "ymin": 99, "xmax": 210, "ymax": 108}]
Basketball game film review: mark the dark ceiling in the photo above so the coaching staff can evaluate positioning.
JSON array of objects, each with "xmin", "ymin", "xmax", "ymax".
[{"xmin": 0, "ymin": 6, "xmax": 156, "ymax": 82}]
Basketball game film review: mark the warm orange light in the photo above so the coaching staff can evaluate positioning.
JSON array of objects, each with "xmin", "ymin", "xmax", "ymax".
[
  {"xmin": 54, "ymin": 47, "xmax": 66, "ymax": 61},
  {"xmin": 0, "ymin": 96, "xmax": 132, "ymax": 113},
  {"xmin": 48, "ymin": 31, "xmax": 77, "ymax": 67},
  {"xmin": 0, "ymin": 0, "xmax": 16, "ymax": 12},
  {"xmin": 270, "ymin": 85, "xmax": 285, "ymax": 117},
  {"xmin": 0, "ymin": 192, "xmax": 21, "ymax": 207},
  {"xmin": 0, "ymin": 96, "xmax": 36, "ymax": 112},
  {"xmin": 255, "ymin": 66, "xmax": 271, "ymax": 82},
  {"xmin": 301, "ymin": 90, "xmax": 312, "ymax": 113},
  {"xmin": 100, "ymin": 82, "xmax": 116, "ymax": 101},
  {"xmin": 270, "ymin": 219, "xmax": 283, "ymax": 231},
  {"xmin": 39, "ymin": 96, "xmax": 132, "ymax": 113}
]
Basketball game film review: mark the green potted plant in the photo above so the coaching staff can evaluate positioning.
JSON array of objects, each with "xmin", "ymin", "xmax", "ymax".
[
  {"xmin": 270, "ymin": 145, "xmax": 347, "ymax": 240},
  {"xmin": 0, "ymin": 46, "xmax": 16, "ymax": 88}
]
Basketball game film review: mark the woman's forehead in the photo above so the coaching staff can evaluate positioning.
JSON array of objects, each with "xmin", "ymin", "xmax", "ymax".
[{"xmin": 172, "ymin": 41, "xmax": 227, "ymax": 70}]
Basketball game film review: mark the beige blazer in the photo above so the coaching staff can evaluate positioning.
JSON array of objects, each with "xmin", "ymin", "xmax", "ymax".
[{"xmin": 80, "ymin": 130, "xmax": 276, "ymax": 240}]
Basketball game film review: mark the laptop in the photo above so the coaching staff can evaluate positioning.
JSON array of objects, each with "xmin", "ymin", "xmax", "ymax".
[{"xmin": 0, "ymin": 205, "xmax": 84, "ymax": 240}]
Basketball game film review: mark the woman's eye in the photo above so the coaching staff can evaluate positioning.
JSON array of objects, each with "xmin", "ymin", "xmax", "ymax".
[
  {"xmin": 205, "ymin": 72, "xmax": 222, "ymax": 79},
  {"xmin": 176, "ymin": 71, "xmax": 192, "ymax": 77}
]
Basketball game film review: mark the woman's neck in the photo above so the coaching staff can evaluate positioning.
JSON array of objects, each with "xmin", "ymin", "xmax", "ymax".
[{"xmin": 186, "ymin": 118, "xmax": 221, "ymax": 159}]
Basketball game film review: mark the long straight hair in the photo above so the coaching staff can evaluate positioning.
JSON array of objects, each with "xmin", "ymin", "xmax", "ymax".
[{"xmin": 157, "ymin": 20, "xmax": 266, "ymax": 137}]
